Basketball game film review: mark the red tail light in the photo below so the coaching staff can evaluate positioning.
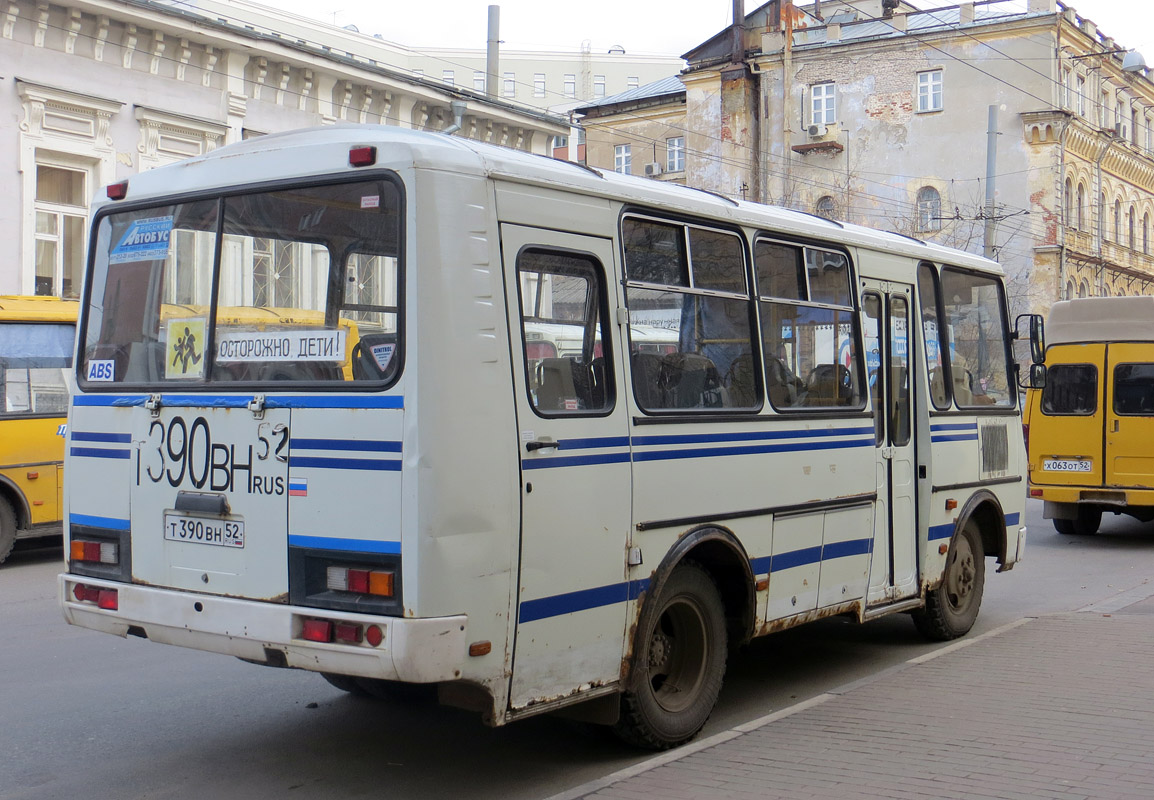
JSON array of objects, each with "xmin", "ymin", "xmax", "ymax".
[{"xmin": 302, "ymin": 619, "xmax": 333, "ymax": 643}]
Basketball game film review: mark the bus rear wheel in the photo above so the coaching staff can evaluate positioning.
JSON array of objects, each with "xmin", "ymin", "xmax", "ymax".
[
  {"xmin": 613, "ymin": 562, "xmax": 726, "ymax": 750},
  {"xmin": 913, "ymin": 520, "xmax": 985, "ymax": 641},
  {"xmin": 1054, "ymin": 506, "xmax": 1101, "ymax": 536},
  {"xmin": 0, "ymin": 499, "xmax": 17, "ymax": 565}
]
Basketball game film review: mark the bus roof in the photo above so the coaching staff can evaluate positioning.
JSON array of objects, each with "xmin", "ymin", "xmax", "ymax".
[
  {"xmin": 101, "ymin": 125, "xmax": 1003, "ymax": 276},
  {"xmin": 0, "ymin": 295, "xmax": 79, "ymax": 323},
  {"xmin": 1047, "ymin": 296, "xmax": 1154, "ymax": 346}
]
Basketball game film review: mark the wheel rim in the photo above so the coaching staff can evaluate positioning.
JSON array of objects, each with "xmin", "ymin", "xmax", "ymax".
[
  {"xmin": 944, "ymin": 531, "xmax": 977, "ymax": 613},
  {"xmin": 645, "ymin": 595, "xmax": 709, "ymax": 714}
]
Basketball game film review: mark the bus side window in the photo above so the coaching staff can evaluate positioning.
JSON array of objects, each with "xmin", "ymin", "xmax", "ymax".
[{"xmin": 517, "ymin": 249, "xmax": 613, "ymax": 416}]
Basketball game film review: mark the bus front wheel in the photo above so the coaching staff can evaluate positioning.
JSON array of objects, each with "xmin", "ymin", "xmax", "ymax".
[
  {"xmin": 0, "ymin": 499, "xmax": 17, "ymax": 565},
  {"xmin": 614, "ymin": 561, "xmax": 726, "ymax": 750},
  {"xmin": 913, "ymin": 520, "xmax": 985, "ymax": 641}
]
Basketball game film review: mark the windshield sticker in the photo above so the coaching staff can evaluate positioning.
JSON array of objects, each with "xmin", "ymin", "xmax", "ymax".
[
  {"xmin": 109, "ymin": 216, "xmax": 174, "ymax": 265},
  {"xmin": 85, "ymin": 359, "xmax": 116, "ymax": 382},
  {"xmin": 216, "ymin": 329, "xmax": 347, "ymax": 363},
  {"xmin": 361, "ymin": 195, "xmax": 380, "ymax": 209},
  {"xmin": 369, "ymin": 342, "xmax": 395, "ymax": 371},
  {"xmin": 165, "ymin": 318, "xmax": 207, "ymax": 379}
]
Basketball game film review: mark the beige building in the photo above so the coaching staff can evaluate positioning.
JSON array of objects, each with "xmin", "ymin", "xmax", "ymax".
[
  {"xmin": 2, "ymin": 0, "xmax": 576, "ymax": 298},
  {"xmin": 578, "ymin": 0, "xmax": 1154, "ymax": 316},
  {"xmin": 573, "ymin": 76, "xmax": 687, "ymax": 183}
]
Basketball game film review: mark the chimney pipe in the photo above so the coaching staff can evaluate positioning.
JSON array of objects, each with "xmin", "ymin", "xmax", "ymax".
[
  {"xmin": 486, "ymin": 6, "xmax": 500, "ymax": 98},
  {"xmin": 732, "ymin": 0, "xmax": 744, "ymax": 63}
]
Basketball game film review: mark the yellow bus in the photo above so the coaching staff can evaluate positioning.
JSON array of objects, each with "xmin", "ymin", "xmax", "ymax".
[
  {"xmin": 0, "ymin": 296, "xmax": 77, "ymax": 563},
  {"xmin": 1025, "ymin": 296, "xmax": 1154, "ymax": 535}
]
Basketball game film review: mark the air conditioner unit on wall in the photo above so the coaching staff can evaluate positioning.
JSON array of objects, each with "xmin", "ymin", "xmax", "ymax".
[
  {"xmin": 644, "ymin": 162, "xmax": 662, "ymax": 177},
  {"xmin": 807, "ymin": 123, "xmax": 828, "ymax": 137}
]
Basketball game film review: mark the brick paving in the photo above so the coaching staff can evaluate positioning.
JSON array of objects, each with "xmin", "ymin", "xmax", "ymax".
[{"xmin": 551, "ymin": 595, "xmax": 1154, "ymax": 800}]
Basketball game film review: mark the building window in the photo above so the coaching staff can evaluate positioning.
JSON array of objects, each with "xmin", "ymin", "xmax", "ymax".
[
  {"xmin": 810, "ymin": 82, "xmax": 835, "ymax": 125},
  {"xmin": 666, "ymin": 136, "xmax": 685, "ymax": 172},
  {"xmin": 1144, "ymin": 213, "xmax": 1150, "ymax": 254},
  {"xmin": 551, "ymin": 135, "xmax": 568, "ymax": 151},
  {"xmin": 1065, "ymin": 178, "xmax": 1073, "ymax": 225},
  {"xmin": 474, "ymin": 71, "xmax": 486, "ymax": 92},
  {"xmin": 1129, "ymin": 207, "xmax": 1137, "ymax": 249},
  {"xmin": 1078, "ymin": 279, "xmax": 1089, "ymax": 298},
  {"xmin": 1062, "ymin": 68, "xmax": 1072, "ymax": 109},
  {"xmin": 1076, "ymin": 76, "xmax": 1086, "ymax": 117},
  {"xmin": 503, "ymin": 72, "xmax": 515, "ymax": 98},
  {"xmin": 33, "ymin": 163, "xmax": 88, "ymax": 298},
  {"xmin": 534, "ymin": 73, "xmax": 546, "ymax": 98},
  {"xmin": 594, "ymin": 75, "xmax": 606, "ymax": 99},
  {"xmin": 917, "ymin": 70, "xmax": 943, "ymax": 112},
  {"xmin": 1101, "ymin": 89, "xmax": 1111, "ymax": 129},
  {"xmin": 441, "ymin": 70, "xmax": 454, "ymax": 86},
  {"xmin": 1132, "ymin": 108, "xmax": 1140, "ymax": 146},
  {"xmin": 916, "ymin": 186, "xmax": 941, "ymax": 232},
  {"xmin": 1114, "ymin": 198, "xmax": 1122, "ymax": 242},
  {"xmin": 564, "ymin": 74, "xmax": 576, "ymax": 98},
  {"xmin": 1116, "ymin": 100, "xmax": 1128, "ymax": 138},
  {"xmin": 815, "ymin": 196, "xmax": 837, "ymax": 219},
  {"xmin": 627, "ymin": 76, "xmax": 640, "ymax": 90},
  {"xmin": 614, "ymin": 144, "xmax": 631, "ymax": 174},
  {"xmin": 1077, "ymin": 183, "xmax": 1086, "ymax": 229}
]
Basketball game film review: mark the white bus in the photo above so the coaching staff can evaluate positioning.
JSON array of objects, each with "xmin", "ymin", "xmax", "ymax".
[{"xmin": 61, "ymin": 126, "xmax": 1040, "ymax": 749}]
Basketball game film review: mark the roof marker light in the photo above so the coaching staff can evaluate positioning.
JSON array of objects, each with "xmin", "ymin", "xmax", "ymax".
[
  {"xmin": 349, "ymin": 146, "xmax": 376, "ymax": 167},
  {"xmin": 106, "ymin": 181, "xmax": 128, "ymax": 200}
]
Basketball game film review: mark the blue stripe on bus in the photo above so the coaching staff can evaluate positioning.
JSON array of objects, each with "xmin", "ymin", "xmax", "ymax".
[
  {"xmin": 929, "ymin": 523, "xmax": 954, "ymax": 541},
  {"xmin": 632, "ymin": 437, "xmax": 875, "ymax": 463},
  {"xmin": 70, "ymin": 513, "xmax": 131, "ymax": 530},
  {"xmin": 632, "ymin": 426, "xmax": 876, "ymax": 447},
  {"xmin": 522, "ymin": 451, "xmax": 632, "ymax": 470},
  {"xmin": 291, "ymin": 438, "xmax": 402, "ymax": 453},
  {"xmin": 930, "ymin": 423, "xmax": 977, "ymax": 432},
  {"xmin": 931, "ymin": 433, "xmax": 980, "ymax": 442},
  {"xmin": 289, "ymin": 535, "xmax": 401, "ymax": 554},
  {"xmin": 73, "ymin": 394, "xmax": 403, "ymax": 410},
  {"xmin": 1006, "ymin": 512, "xmax": 1021, "ymax": 526},
  {"xmin": 518, "ymin": 578, "xmax": 651, "ymax": 623},
  {"xmin": 289, "ymin": 456, "xmax": 401, "ymax": 471},
  {"xmin": 822, "ymin": 537, "xmax": 873, "ymax": 560},
  {"xmin": 70, "ymin": 447, "xmax": 131, "ymax": 460},
  {"xmin": 554, "ymin": 436, "xmax": 631, "ymax": 450},
  {"xmin": 771, "ymin": 545, "xmax": 824, "ymax": 571},
  {"xmin": 71, "ymin": 431, "xmax": 133, "ymax": 443}
]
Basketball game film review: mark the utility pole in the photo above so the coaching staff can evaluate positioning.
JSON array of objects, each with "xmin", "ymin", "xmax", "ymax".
[
  {"xmin": 983, "ymin": 104, "xmax": 998, "ymax": 259},
  {"xmin": 486, "ymin": 5, "xmax": 499, "ymax": 98}
]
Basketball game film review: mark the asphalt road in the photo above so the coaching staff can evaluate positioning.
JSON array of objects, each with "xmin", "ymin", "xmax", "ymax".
[{"xmin": 3, "ymin": 499, "xmax": 1153, "ymax": 800}]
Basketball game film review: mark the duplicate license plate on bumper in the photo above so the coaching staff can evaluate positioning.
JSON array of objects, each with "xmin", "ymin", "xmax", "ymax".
[
  {"xmin": 164, "ymin": 513, "xmax": 245, "ymax": 548},
  {"xmin": 1043, "ymin": 459, "xmax": 1092, "ymax": 472}
]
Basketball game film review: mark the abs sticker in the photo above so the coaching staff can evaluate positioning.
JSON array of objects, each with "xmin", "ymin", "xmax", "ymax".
[
  {"xmin": 86, "ymin": 359, "xmax": 116, "ymax": 382},
  {"xmin": 109, "ymin": 216, "xmax": 174, "ymax": 264}
]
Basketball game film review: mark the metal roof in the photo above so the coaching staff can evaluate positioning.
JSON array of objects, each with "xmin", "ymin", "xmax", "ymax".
[{"xmin": 574, "ymin": 75, "xmax": 684, "ymax": 113}]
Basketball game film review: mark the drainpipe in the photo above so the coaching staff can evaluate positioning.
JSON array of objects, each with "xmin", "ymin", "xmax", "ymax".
[
  {"xmin": 442, "ymin": 100, "xmax": 467, "ymax": 135},
  {"xmin": 486, "ymin": 5, "xmax": 499, "ymax": 98}
]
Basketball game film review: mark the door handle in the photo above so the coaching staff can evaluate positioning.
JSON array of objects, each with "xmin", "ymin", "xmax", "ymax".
[
  {"xmin": 1113, "ymin": 420, "xmax": 1120, "ymax": 433},
  {"xmin": 526, "ymin": 439, "xmax": 560, "ymax": 453}
]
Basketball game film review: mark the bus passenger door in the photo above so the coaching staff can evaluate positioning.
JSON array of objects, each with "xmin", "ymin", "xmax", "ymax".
[
  {"xmin": 1105, "ymin": 344, "xmax": 1154, "ymax": 489},
  {"xmin": 500, "ymin": 224, "xmax": 632, "ymax": 712},
  {"xmin": 863, "ymin": 284, "xmax": 919, "ymax": 605}
]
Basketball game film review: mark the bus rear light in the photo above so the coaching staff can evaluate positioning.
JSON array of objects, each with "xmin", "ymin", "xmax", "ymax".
[
  {"xmin": 106, "ymin": 181, "xmax": 128, "ymax": 200},
  {"xmin": 334, "ymin": 623, "xmax": 362, "ymax": 644},
  {"xmin": 302, "ymin": 619, "xmax": 333, "ymax": 643},
  {"xmin": 326, "ymin": 566, "xmax": 395, "ymax": 598},
  {"xmin": 1030, "ymin": 488, "xmax": 1043, "ymax": 498},
  {"xmin": 73, "ymin": 584, "xmax": 101, "ymax": 603},
  {"xmin": 348, "ymin": 146, "xmax": 376, "ymax": 167},
  {"xmin": 98, "ymin": 589, "xmax": 119, "ymax": 610},
  {"xmin": 71, "ymin": 539, "xmax": 118, "ymax": 565}
]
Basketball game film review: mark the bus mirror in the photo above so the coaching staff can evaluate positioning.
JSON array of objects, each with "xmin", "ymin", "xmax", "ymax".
[
  {"xmin": 1022, "ymin": 362, "xmax": 1046, "ymax": 390},
  {"xmin": 1013, "ymin": 313, "xmax": 1045, "ymax": 364}
]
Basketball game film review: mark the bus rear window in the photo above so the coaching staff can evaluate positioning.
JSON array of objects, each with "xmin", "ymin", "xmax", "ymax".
[
  {"xmin": 1041, "ymin": 364, "xmax": 1097, "ymax": 415},
  {"xmin": 80, "ymin": 178, "xmax": 402, "ymax": 388},
  {"xmin": 1113, "ymin": 364, "xmax": 1154, "ymax": 415}
]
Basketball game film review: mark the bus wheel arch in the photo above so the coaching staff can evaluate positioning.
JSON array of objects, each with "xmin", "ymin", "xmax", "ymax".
[
  {"xmin": 613, "ymin": 527, "xmax": 754, "ymax": 750},
  {"xmin": 0, "ymin": 478, "xmax": 29, "ymax": 565}
]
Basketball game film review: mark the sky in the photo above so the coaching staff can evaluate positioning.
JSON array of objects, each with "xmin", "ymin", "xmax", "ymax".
[{"xmin": 269, "ymin": 0, "xmax": 1153, "ymax": 65}]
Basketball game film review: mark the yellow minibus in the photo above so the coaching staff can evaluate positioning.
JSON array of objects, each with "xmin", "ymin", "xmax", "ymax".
[{"xmin": 0, "ymin": 296, "xmax": 77, "ymax": 563}]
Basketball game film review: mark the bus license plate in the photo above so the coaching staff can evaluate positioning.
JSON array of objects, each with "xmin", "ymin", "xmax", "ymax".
[
  {"xmin": 1043, "ymin": 459, "xmax": 1092, "ymax": 472},
  {"xmin": 164, "ymin": 513, "xmax": 245, "ymax": 548}
]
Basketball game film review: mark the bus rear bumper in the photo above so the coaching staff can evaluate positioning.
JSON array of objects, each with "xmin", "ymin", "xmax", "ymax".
[{"xmin": 59, "ymin": 574, "xmax": 467, "ymax": 683}]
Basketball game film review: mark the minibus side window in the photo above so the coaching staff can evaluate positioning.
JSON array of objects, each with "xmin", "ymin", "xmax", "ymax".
[
  {"xmin": 755, "ymin": 239, "xmax": 863, "ymax": 411},
  {"xmin": 622, "ymin": 217, "xmax": 758, "ymax": 412},
  {"xmin": 517, "ymin": 249, "xmax": 613, "ymax": 416},
  {"xmin": 917, "ymin": 263, "xmax": 950, "ymax": 410},
  {"xmin": 1113, "ymin": 364, "xmax": 1154, "ymax": 415},
  {"xmin": 0, "ymin": 323, "xmax": 73, "ymax": 415},
  {"xmin": 1041, "ymin": 365, "xmax": 1097, "ymax": 415}
]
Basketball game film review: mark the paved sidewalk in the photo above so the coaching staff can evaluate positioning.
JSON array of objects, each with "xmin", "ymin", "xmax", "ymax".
[{"xmin": 550, "ymin": 586, "xmax": 1154, "ymax": 800}]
